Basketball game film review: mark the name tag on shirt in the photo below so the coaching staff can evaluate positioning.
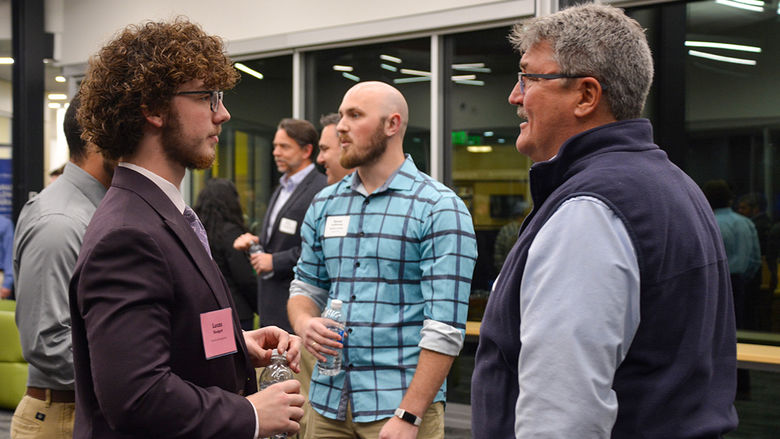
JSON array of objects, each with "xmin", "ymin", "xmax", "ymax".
[
  {"xmin": 279, "ymin": 217, "xmax": 298, "ymax": 235},
  {"xmin": 324, "ymin": 215, "xmax": 350, "ymax": 237},
  {"xmin": 200, "ymin": 308, "xmax": 238, "ymax": 360}
]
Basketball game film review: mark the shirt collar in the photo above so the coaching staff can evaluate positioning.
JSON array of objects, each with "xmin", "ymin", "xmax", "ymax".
[
  {"xmin": 280, "ymin": 163, "xmax": 315, "ymax": 190},
  {"xmin": 118, "ymin": 162, "xmax": 186, "ymax": 213},
  {"xmin": 348, "ymin": 154, "xmax": 417, "ymax": 196},
  {"xmin": 60, "ymin": 161, "xmax": 108, "ymax": 208}
]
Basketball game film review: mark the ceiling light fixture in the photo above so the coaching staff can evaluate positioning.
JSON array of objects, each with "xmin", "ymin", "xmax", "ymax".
[
  {"xmin": 454, "ymin": 79, "xmax": 485, "ymax": 86},
  {"xmin": 332, "ymin": 65, "xmax": 354, "ymax": 72},
  {"xmin": 55, "ymin": 75, "xmax": 66, "ymax": 83},
  {"xmin": 47, "ymin": 103, "xmax": 61, "ymax": 109},
  {"xmin": 467, "ymin": 145, "xmax": 493, "ymax": 153},
  {"xmin": 452, "ymin": 74, "xmax": 477, "ymax": 81},
  {"xmin": 688, "ymin": 49, "xmax": 757, "ymax": 65},
  {"xmin": 393, "ymin": 77, "xmax": 431, "ymax": 84},
  {"xmin": 684, "ymin": 41, "xmax": 761, "ymax": 53},
  {"xmin": 714, "ymin": 0, "xmax": 764, "ymax": 12},
  {"xmin": 400, "ymin": 68, "xmax": 431, "ymax": 76},
  {"xmin": 234, "ymin": 63, "xmax": 264, "ymax": 80},
  {"xmin": 342, "ymin": 72, "xmax": 360, "ymax": 82},
  {"xmin": 47, "ymin": 93, "xmax": 68, "ymax": 100},
  {"xmin": 0, "ymin": 57, "xmax": 13, "ymax": 64},
  {"xmin": 381, "ymin": 63, "xmax": 398, "ymax": 72},
  {"xmin": 380, "ymin": 54, "xmax": 402, "ymax": 63}
]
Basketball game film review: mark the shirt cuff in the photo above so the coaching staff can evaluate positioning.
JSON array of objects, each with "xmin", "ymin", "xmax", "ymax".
[
  {"xmin": 249, "ymin": 398, "xmax": 259, "ymax": 439},
  {"xmin": 418, "ymin": 319, "xmax": 464, "ymax": 356},
  {"xmin": 289, "ymin": 279, "xmax": 328, "ymax": 311}
]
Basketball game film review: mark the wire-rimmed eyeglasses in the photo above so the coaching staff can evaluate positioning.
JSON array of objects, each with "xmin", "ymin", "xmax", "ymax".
[
  {"xmin": 517, "ymin": 72, "xmax": 587, "ymax": 94},
  {"xmin": 174, "ymin": 90, "xmax": 224, "ymax": 112}
]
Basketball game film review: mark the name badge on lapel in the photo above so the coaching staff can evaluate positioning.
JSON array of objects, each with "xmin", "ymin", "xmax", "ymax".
[
  {"xmin": 200, "ymin": 308, "xmax": 238, "ymax": 359},
  {"xmin": 279, "ymin": 217, "xmax": 297, "ymax": 235}
]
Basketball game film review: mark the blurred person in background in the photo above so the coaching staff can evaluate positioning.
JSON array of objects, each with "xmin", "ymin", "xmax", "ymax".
[{"xmin": 195, "ymin": 178, "xmax": 258, "ymax": 330}]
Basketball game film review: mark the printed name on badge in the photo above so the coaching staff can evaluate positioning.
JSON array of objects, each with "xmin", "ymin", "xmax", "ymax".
[
  {"xmin": 200, "ymin": 308, "xmax": 238, "ymax": 360},
  {"xmin": 324, "ymin": 215, "xmax": 350, "ymax": 237},
  {"xmin": 279, "ymin": 217, "xmax": 298, "ymax": 235}
]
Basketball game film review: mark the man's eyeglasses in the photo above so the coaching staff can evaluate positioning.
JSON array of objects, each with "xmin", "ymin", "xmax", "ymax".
[
  {"xmin": 517, "ymin": 72, "xmax": 587, "ymax": 95},
  {"xmin": 174, "ymin": 90, "xmax": 224, "ymax": 112}
]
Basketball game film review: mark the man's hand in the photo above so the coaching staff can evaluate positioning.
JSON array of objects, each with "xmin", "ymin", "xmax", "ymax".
[
  {"xmin": 243, "ymin": 326, "xmax": 302, "ymax": 372},
  {"xmin": 0, "ymin": 287, "xmax": 11, "ymax": 299},
  {"xmin": 250, "ymin": 252, "xmax": 273, "ymax": 274},
  {"xmin": 247, "ymin": 380, "xmax": 305, "ymax": 438},
  {"xmin": 378, "ymin": 416, "xmax": 419, "ymax": 439},
  {"xmin": 233, "ymin": 233, "xmax": 259, "ymax": 251},
  {"xmin": 296, "ymin": 315, "xmax": 344, "ymax": 363}
]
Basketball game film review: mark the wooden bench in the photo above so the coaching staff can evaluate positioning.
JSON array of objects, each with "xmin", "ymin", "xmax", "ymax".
[{"xmin": 466, "ymin": 321, "xmax": 780, "ymax": 372}]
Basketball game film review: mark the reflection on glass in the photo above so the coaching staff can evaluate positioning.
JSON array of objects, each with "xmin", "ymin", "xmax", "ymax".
[
  {"xmin": 191, "ymin": 55, "xmax": 293, "ymax": 232},
  {"xmin": 305, "ymin": 38, "xmax": 431, "ymax": 173},
  {"xmin": 447, "ymin": 26, "xmax": 525, "ymax": 319},
  {"xmin": 683, "ymin": 0, "xmax": 780, "ymax": 334}
]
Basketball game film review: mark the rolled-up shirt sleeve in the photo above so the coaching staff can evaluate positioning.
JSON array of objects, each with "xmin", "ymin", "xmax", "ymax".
[{"xmin": 516, "ymin": 196, "xmax": 640, "ymax": 438}]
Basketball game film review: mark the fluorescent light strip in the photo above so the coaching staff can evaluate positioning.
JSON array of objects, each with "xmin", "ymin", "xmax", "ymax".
[
  {"xmin": 451, "ymin": 74, "xmax": 477, "ymax": 81},
  {"xmin": 48, "ymin": 93, "xmax": 68, "ymax": 100},
  {"xmin": 400, "ymin": 68, "xmax": 431, "ymax": 76},
  {"xmin": 235, "ymin": 63, "xmax": 264, "ymax": 79},
  {"xmin": 467, "ymin": 146, "xmax": 492, "ymax": 153},
  {"xmin": 55, "ymin": 76, "xmax": 66, "ymax": 83},
  {"xmin": 688, "ymin": 49, "xmax": 757, "ymax": 65},
  {"xmin": 380, "ymin": 63, "xmax": 398, "ymax": 72},
  {"xmin": 332, "ymin": 65, "xmax": 354, "ymax": 72},
  {"xmin": 454, "ymin": 79, "xmax": 485, "ymax": 86},
  {"xmin": 342, "ymin": 72, "xmax": 360, "ymax": 82},
  {"xmin": 452, "ymin": 63, "xmax": 485, "ymax": 69},
  {"xmin": 393, "ymin": 77, "xmax": 431, "ymax": 84},
  {"xmin": 47, "ymin": 103, "xmax": 61, "ymax": 109},
  {"xmin": 380, "ymin": 54, "xmax": 402, "ymax": 63},
  {"xmin": 484, "ymin": 131, "xmax": 494, "ymax": 137},
  {"xmin": 734, "ymin": 0, "xmax": 764, "ymax": 6},
  {"xmin": 453, "ymin": 66, "xmax": 492, "ymax": 73},
  {"xmin": 0, "ymin": 57, "xmax": 13, "ymax": 64},
  {"xmin": 715, "ymin": 0, "xmax": 763, "ymax": 12},
  {"xmin": 684, "ymin": 41, "xmax": 761, "ymax": 53}
]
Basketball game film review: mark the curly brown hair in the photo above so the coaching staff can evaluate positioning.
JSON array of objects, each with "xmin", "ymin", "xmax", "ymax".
[{"xmin": 77, "ymin": 18, "xmax": 239, "ymax": 160}]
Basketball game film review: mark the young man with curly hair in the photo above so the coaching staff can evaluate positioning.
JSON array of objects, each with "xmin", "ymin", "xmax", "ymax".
[{"xmin": 69, "ymin": 19, "xmax": 304, "ymax": 439}]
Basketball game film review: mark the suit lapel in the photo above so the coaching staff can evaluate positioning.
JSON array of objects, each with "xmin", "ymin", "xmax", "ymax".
[
  {"xmin": 268, "ymin": 170, "xmax": 318, "ymax": 241},
  {"xmin": 261, "ymin": 185, "xmax": 282, "ymax": 247},
  {"xmin": 113, "ymin": 167, "xmax": 231, "ymax": 310}
]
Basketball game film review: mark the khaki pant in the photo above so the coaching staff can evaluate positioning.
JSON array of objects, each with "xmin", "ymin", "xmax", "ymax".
[
  {"xmin": 294, "ymin": 348, "xmax": 317, "ymax": 438},
  {"xmin": 305, "ymin": 401, "xmax": 444, "ymax": 439},
  {"xmin": 10, "ymin": 394, "xmax": 75, "ymax": 439}
]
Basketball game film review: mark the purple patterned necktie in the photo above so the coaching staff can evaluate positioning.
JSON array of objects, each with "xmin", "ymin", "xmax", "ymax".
[{"xmin": 183, "ymin": 206, "xmax": 212, "ymax": 258}]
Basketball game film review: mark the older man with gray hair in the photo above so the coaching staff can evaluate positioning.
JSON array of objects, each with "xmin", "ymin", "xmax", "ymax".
[{"xmin": 472, "ymin": 4, "xmax": 737, "ymax": 438}]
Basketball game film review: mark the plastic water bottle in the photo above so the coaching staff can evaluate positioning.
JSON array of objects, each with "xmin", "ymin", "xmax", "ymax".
[
  {"xmin": 249, "ymin": 242, "xmax": 273, "ymax": 280},
  {"xmin": 317, "ymin": 299, "xmax": 345, "ymax": 376},
  {"xmin": 258, "ymin": 349, "xmax": 294, "ymax": 438}
]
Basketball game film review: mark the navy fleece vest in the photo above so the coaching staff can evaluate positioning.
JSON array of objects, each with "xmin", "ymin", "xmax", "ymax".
[{"xmin": 471, "ymin": 119, "xmax": 738, "ymax": 438}]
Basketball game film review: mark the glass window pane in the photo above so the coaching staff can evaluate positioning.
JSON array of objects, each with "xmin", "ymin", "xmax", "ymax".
[
  {"xmin": 305, "ymin": 38, "xmax": 431, "ymax": 173},
  {"xmin": 447, "ymin": 26, "xmax": 522, "ymax": 320},
  {"xmin": 192, "ymin": 55, "xmax": 292, "ymax": 232}
]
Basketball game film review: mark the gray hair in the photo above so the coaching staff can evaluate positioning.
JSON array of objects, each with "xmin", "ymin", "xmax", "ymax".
[
  {"xmin": 320, "ymin": 113, "xmax": 340, "ymax": 128},
  {"xmin": 509, "ymin": 3, "xmax": 653, "ymax": 120}
]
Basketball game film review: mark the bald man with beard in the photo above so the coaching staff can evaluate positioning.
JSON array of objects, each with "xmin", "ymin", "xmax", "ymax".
[{"xmin": 288, "ymin": 82, "xmax": 477, "ymax": 438}]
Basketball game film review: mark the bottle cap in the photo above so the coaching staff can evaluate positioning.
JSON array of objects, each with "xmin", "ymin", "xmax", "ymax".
[{"xmin": 331, "ymin": 299, "xmax": 343, "ymax": 309}]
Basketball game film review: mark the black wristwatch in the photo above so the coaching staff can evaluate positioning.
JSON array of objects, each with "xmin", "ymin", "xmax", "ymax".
[{"xmin": 394, "ymin": 408, "xmax": 422, "ymax": 426}]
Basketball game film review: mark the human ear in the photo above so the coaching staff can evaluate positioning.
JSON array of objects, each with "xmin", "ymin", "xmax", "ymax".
[
  {"xmin": 573, "ymin": 77, "xmax": 602, "ymax": 118},
  {"xmin": 142, "ymin": 106, "xmax": 165, "ymax": 128},
  {"xmin": 385, "ymin": 113, "xmax": 402, "ymax": 136}
]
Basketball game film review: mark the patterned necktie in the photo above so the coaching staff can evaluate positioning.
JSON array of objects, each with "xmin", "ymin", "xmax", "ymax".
[{"xmin": 182, "ymin": 206, "xmax": 212, "ymax": 258}]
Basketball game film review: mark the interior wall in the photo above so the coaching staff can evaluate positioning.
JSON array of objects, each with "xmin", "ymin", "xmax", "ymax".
[{"xmin": 59, "ymin": 0, "xmax": 518, "ymax": 65}]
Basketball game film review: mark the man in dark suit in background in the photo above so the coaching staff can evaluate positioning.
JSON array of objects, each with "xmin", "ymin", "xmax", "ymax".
[
  {"xmin": 69, "ymin": 19, "xmax": 304, "ymax": 439},
  {"xmin": 234, "ymin": 118, "xmax": 326, "ymax": 333}
]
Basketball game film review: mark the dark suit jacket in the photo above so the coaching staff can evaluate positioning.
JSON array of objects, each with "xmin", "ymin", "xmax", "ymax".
[
  {"xmin": 211, "ymin": 222, "xmax": 257, "ymax": 324},
  {"xmin": 258, "ymin": 167, "xmax": 326, "ymax": 332},
  {"xmin": 69, "ymin": 167, "xmax": 257, "ymax": 439}
]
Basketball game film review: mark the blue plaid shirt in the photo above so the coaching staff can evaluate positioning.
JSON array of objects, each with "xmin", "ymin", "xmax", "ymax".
[{"xmin": 292, "ymin": 156, "xmax": 477, "ymax": 422}]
